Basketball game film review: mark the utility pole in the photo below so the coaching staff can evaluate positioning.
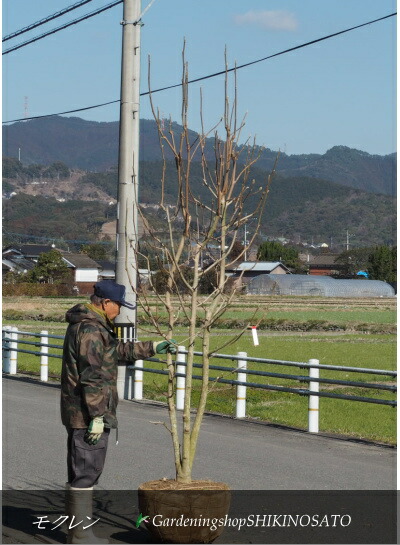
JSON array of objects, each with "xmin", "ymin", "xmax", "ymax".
[
  {"xmin": 115, "ymin": 0, "xmax": 141, "ymax": 399},
  {"xmin": 244, "ymin": 223, "xmax": 248, "ymax": 261},
  {"xmin": 346, "ymin": 230, "xmax": 350, "ymax": 251}
]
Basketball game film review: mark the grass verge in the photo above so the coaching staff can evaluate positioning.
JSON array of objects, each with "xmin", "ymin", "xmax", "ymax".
[{"xmin": 4, "ymin": 325, "xmax": 396, "ymax": 445}]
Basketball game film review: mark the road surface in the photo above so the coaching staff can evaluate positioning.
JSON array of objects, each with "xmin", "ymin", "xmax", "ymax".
[{"xmin": 2, "ymin": 375, "xmax": 395, "ymax": 491}]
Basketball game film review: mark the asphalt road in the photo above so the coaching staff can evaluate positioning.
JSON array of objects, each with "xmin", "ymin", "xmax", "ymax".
[{"xmin": 2, "ymin": 376, "xmax": 396, "ymax": 491}]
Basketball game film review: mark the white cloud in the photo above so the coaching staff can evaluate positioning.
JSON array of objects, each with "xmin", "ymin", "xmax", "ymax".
[{"xmin": 234, "ymin": 10, "xmax": 298, "ymax": 32}]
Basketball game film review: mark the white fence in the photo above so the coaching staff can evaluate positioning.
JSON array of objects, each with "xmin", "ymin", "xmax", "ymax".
[{"xmin": 2, "ymin": 327, "xmax": 397, "ymax": 435}]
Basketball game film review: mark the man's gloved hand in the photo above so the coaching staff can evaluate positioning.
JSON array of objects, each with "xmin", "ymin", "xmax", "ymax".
[
  {"xmin": 153, "ymin": 339, "xmax": 177, "ymax": 355},
  {"xmin": 84, "ymin": 416, "xmax": 104, "ymax": 445}
]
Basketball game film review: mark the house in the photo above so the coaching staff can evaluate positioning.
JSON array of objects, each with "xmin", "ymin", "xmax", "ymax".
[
  {"xmin": 3, "ymin": 244, "xmax": 55, "ymax": 263},
  {"xmin": 227, "ymin": 261, "xmax": 290, "ymax": 289},
  {"xmin": 94, "ymin": 260, "xmax": 150, "ymax": 286},
  {"xmin": 308, "ymin": 254, "xmax": 346, "ymax": 276},
  {"xmin": 2, "ymin": 244, "xmax": 148, "ymax": 293},
  {"xmin": 96, "ymin": 260, "xmax": 116, "ymax": 280},
  {"xmin": 138, "ymin": 268, "xmax": 151, "ymax": 285},
  {"xmin": 199, "ymin": 243, "xmax": 258, "ymax": 266},
  {"xmin": 60, "ymin": 253, "xmax": 101, "ymax": 294},
  {"xmin": 2, "ymin": 255, "xmax": 36, "ymax": 277},
  {"xmin": 2, "ymin": 245, "xmax": 120, "ymax": 294},
  {"xmin": 2, "ymin": 245, "xmax": 53, "ymax": 279}
]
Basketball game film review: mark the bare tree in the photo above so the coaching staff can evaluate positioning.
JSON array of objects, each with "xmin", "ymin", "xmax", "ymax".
[{"xmin": 129, "ymin": 47, "xmax": 278, "ymax": 484}]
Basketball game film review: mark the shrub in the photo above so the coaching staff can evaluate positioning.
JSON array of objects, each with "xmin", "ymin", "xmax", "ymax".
[{"xmin": 2, "ymin": 283, "xmax": 73, "ymax": 296}]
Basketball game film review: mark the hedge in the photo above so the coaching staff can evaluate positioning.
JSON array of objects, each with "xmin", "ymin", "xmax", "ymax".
[{"xmin": 2, "ymin": 283, "xmax": 73, "ymax": 296}]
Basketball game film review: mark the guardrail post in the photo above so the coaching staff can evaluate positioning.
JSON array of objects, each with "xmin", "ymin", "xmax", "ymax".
[
  {"xmin": 236, "ymin": 351, "xmax": 247, "ymax": 418},
  {"xmin": 133, "ymin": 359, "xmax": 143, "ymax": 400},
  {"xmin": 40, "ymin": 330, "xmax": 49, "ymax": 382},
  {"xmin": 308, "ymin": 359, "xmax": 319, "ymax": 433},
  {"xmin": 9, "ymin": 327, "xmax": 18, "ymax": 375},
  {"xmin": 176, "ymin": 346, "xmax": 186, "ymax": 410},
  {"xmin": 3, "ymin": 326, "xmax": 11, "ymax": 372}
]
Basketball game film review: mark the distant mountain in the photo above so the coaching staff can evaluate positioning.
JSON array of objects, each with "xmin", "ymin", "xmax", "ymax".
[
  {"xmin": 3, "ymin": 116, "xmax": 396, "ymax": 195},
  {"xmin": 256, "ymin": 146, "xmax": 396, "ymax": 196},
  {"xmin": 3, "ymin": 117, "xmax": 120, "ymax": 171},
  {"xmin": 277, "ymin": 146, "xmax": 396, "ymax": 196},
  {"xmin": 3, "ymin": 159, "xmax": 396, "ymax": 247}
]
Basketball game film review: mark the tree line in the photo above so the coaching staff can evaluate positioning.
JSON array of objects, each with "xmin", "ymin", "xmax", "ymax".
[
  {"xmin": 3, "ymin": 157, "xmax": 70, "ymax": 181},
  {"xmin": 258, "ymin": 241, "xmax": 396, "ymax": 283}
]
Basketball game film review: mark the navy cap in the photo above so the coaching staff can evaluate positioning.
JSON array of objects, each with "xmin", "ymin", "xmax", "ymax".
[{"xmin": 93, "ymin": 280, "xmax": 136, "ymax": 309}]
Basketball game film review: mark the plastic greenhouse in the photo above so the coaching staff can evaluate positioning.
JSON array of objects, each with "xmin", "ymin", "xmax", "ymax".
[{"xmin": 247, "ymin": 274, "xmax": 395, "ymax": 298}]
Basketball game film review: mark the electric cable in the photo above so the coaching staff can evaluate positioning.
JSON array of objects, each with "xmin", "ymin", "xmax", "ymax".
[
  {"xmin": 3, "ymin": 0, "xmax": 95, "ymax": 42},
  {"xmin": 139, "ymin": 0, "xmax": 158, "ymax": 20},
  {"xmin": 2, "ymin": 0, "xmax": 157, "ymax": 54},
  {"xmin": 2, "ymin": 0, "xmax": 123, "ymax": 55},
  {"xmin": 146, "ymin": 12, "xmax": 397, "ymax": 95},
  {"xmin": 2, "ymin": 11, "xmax": 396, "ymax": 124},
  {"xmin": 3, "ymin": 99, "xmax": 121, "ymax": 124}
]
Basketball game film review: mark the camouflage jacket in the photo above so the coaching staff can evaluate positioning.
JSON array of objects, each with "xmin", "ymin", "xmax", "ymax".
[{"xmin": 60, "ymin": 304, "xmax": 154, "ymax": 429}]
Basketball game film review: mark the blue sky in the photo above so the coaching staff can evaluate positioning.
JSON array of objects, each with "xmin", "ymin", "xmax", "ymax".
[{"xmin": 2, "ymin": 0, "xmax": 397, "ymax": 155}]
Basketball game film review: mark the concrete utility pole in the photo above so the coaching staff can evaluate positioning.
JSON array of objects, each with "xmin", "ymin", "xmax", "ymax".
[
  {"xmin": 346, "ymin": 230, "xmax": 351, "ymax": 251},
  {"xmin": 244, "ymin": 223, "xmax": 248, "ymax": 261},
  {"xmin": 115, "ymin": 0, "xmax": 141, "ymax": 399}
]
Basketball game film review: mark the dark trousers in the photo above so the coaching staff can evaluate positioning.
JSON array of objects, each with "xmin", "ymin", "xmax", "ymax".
[{"xmin": 67, "ymin": 428, "xmax": 110, "ymax": 488}]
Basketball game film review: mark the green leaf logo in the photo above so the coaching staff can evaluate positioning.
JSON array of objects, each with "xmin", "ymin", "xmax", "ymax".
[{"xmin": 135, "ymin": 513, "xmax": 150, "ymax": 528}]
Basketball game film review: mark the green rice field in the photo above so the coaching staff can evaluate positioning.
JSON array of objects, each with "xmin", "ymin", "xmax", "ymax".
[{"xmin": 2, "ymin": 295, "xmax": 397, "ymax": 444}]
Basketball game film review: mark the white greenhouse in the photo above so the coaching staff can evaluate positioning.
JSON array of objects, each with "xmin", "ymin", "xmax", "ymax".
[{"xmin": 247, "ymin": 274, "xmax": 395, "ymax": 298}]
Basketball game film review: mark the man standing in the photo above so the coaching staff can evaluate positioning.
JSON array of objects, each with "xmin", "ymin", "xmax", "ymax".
[{"xmin": 61, "ymin": 280, "xmax": 176, "ymax": 543}]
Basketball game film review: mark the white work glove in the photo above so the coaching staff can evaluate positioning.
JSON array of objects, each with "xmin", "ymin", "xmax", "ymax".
[{"xmin": 84, "ymin": 416, "xmax": 104, "ymax": 445}]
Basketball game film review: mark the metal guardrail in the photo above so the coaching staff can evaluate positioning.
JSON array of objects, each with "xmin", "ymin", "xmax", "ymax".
[{"xmin": 2, "ymin": 327, "xmax": 397, "ymax": 434}]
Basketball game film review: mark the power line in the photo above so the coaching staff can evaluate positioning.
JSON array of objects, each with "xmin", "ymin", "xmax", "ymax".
[
  {"xmin": 2, "ymin": 0, "xmax": 95, "ymax": 43},
  {"xmin": 2, "ymin": 11, "xmax": 396, "ymax": 124},
  {"xmin": 3, "ymin": 99, "xmax": 121, "ymax": 124},
  {"xmin": 139, "ymin": 0, "xmax": 158, "ymax": 20},
  {"xmin": 2, "ymin": 0, "xmax": 157, "ymax": 55},
  {"xmin": 2, "ymin": 0, "xmax": 123, "ymax": 55},
  {"xmin": 147, "ymin": 12, "xmax": 397, "ymax": 94}
]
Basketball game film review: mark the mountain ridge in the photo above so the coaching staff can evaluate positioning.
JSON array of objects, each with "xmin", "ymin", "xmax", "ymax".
[
  {"xmin": 3, "ymin": 115, "xmax": 396, "ymax": 196},
  {"xmin": 3, "ymin": 161, "xmax": 396, "ymax": 248}
]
